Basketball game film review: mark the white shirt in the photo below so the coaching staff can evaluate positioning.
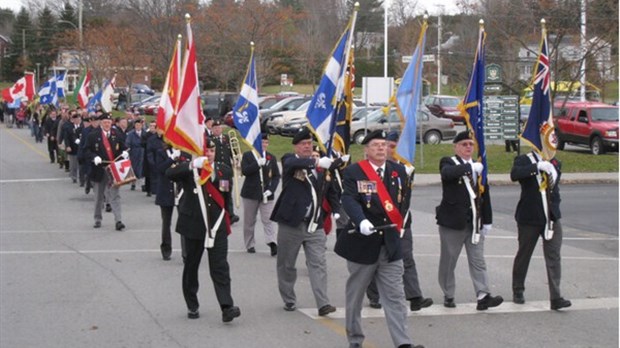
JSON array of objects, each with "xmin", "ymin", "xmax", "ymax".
[{"xmin": 369, "ymin": 161, "xmax": 386, "ymax": 180}]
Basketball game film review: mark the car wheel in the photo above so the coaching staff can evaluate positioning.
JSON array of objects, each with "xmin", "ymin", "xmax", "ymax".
[
  {"xmin": 590, "ymin": 136, "xmax": 605, "ymax": 155},
  {"xmin": 424, "ymin": 130, "xmax": 441, "ymax": 145},
  {"xmin": 353, "ymin": 130, "xmax": 367, "ymax": 145}
]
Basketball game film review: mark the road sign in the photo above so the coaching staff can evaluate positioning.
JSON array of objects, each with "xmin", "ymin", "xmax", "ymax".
[
  {"xmin": 483, "ymin": 95, "xmax": 520, "ymax": 140},
  {"xmin": 401, "ymin": 54, "xmax": 435, "ymax": 64}
]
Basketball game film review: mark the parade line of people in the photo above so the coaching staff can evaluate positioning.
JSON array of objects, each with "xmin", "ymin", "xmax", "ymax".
[{"xmin": 6, "ymin": 103, "xmax": 572, "ymax": 348}]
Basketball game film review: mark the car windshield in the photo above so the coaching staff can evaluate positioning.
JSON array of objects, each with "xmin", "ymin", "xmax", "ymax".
[
  {"xmin": 259, "ymin": 98, "xmax": 278, "ymax": 109},
  {"xmin": 268, "ymin": 97, "xmax": 299, "ymax": 111},
  {"xmin": 591, "ymin": 107, "xmax": 619, "ymax": 121},
  {"xmin": 296, "ymin": 101, "xmax": 311, "ymax": 111},
  {"xmin": 440, "ymin": 98, "xmax": 460, "ymax": 107}
]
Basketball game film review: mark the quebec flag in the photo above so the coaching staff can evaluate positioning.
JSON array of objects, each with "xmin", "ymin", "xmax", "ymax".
[
  {"xmin": 306, "ymin": 25, "xmax": 352, "ymax": 151},
  {"xmin": 56, "ymin": 72, "xmax": 66, "ymax": 98},
  {"xmin": 87, "ymin": 90, "xmax": 102, "ymax": 112},
  {"xmin": 39, "ymin": 76, "xmax": 58, "ymax": 106},
  {"xmin": 232, "ymin": 44, "xmax": 262, "ymax": 155}
]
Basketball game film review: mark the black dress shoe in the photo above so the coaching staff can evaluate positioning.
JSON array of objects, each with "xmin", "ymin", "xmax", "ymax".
[
  {"xmin": 550, "ymin": 298, "xmax": 571, "ymax": 310},
  {"xmin": 93, "ymin": 221, "xmax": 101, "ymax": 228},
  {"xmin": 369, "ymin": 300, "xmax": 382, "ymax": 309},
  {"xmin": 130, "ymin": 184, "xmax": 135, "ymax": 191},
  {"xmin": 187, "ymin": 309, "xmax": 200, "ymax": 319},
  {"xmin": 247, "ymin": 247, "xmax": 256, "ymax": 254},
  {"xmin": 513, "ymin": 292, "xmax": 525, "ymax": 304},
  {"xmin": 230, "ymin": 215, "xmax": 240, "ymax": 224},
  {"xmin": 443, "ymin": 297, "xmax": 456, "ymax": 308},
  {"xmin": 268, "ymin": 242, "xmax": 278, "ymax": 256},
  {"xmin": 477, "ymin": 294, "xmax": 504, "ymax": 310},
  {"xmin": 115, "ymin": 221, "xmax": 126, "ymax": 231},
  {"xmin": 410, "ymin": 297, "xmax": 433, "ymax": 311},
  {"xmin": 318, "ymin": 304, "xmax": 336, "ymax": 316},
  {"xmin": 105, "ymin": 204, "xmax": 112, "ymax": 212},
  {"xmin": 141, "ymin": 185, "xmax": 147, "ymax": 192},
  {"xmin": 283, "ymin": 303, "xmax": 296, "ymax": 311},
  {"xmin": 222, "ymin": 306, "xmax": 241, "ymax": 322}
]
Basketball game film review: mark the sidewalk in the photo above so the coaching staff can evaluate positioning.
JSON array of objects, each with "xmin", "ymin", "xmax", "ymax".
[{"xmin": 413, "ymin": 172, "xmax": 619, "ymax": 186}]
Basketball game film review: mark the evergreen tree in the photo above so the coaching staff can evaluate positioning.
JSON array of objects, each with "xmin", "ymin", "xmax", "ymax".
[
  {"xmin": 347, "ymin": 0, "xmax": 383, "ymax": 33},
  {"xmin": 33, "ymin": 6, "xmax": 57, "ymax": 75},
  {"xmin": 58, "ymin": 2, "xmax": 78, "ymax": 32},
  {"xmin": 4, "ymin": 8, "xmax": 35, "ymax": 80}
]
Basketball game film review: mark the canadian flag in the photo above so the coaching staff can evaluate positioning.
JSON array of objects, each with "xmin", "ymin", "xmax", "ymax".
[
  {"xmin": 159, "ymin": 36, "xmax": 181, "ymax": 133},
  {"xmin": 76, "ymin": 71, "xmax": 91, "ymax": 108},
  {"xmin": 168, "ymin": 15, "xmax": 205, "ymax": 156},
  {"xmin": 2, "ymin": 73, "xmax": 35, "ymax": 103}
]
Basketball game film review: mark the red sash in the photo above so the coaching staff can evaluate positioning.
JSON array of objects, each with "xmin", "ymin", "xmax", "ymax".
[
  {"xmin": 204, "ymin": 181, "xmax": 231, "ymax": 235},
  {"xmin": 101, "ymin": 129, "xmax": 115, "ymax": 162},
  {"xmin": 358, "ymin": 160, "xmax": 403, "ymax": 231}
]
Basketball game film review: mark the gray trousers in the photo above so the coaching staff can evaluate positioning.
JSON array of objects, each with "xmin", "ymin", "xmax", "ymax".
[
  {"xmin": 93, "ymin": 174, "xmax": 121, "ymax": 223},
  {"xmin": 242, "ymin": 198, "xmax": 277, "ymax": 249},
  {"xmin": 276, "ymin": 222, "xmax": 329, "ymax": 309},
  {"xmin": 513, "ymin": 220, "xmax": 563, "ymax": 300},
  {"xmin": 68, "ymin": 154, "xmax": 79, "ymax": 181},
  {"xmin": 345, "ymin": 247, "xmax": 412, "ymax": 348},
  {"xmin": 438, "ymin": 224, "xmax": 490, "ymax": 299},
  {"xmin": 367, "ymin": 227, "xmax": 424, "ymax": 302}
]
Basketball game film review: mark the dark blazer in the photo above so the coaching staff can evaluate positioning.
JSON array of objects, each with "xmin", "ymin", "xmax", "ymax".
[
  {"xmin": 154, "ymin": 145, "xmax": 176, "ymax": 207},
  {"xmin": 211, "ymin": 134, "xmax": 233, "ymax": 167},
  {"xmin": 63, "ymin": 122, "xmax": 82, "ymax": 154},
  {"xmin": 166, "ymin": 161, "xmax": 233, "ymax": 240},
  {"xmin": 511, "ymin": 153, "xmax": 562, "ymax": 225},
  {"xmin": 270, "ymin": 153, "xmax": 339, "ymax": 229},
  {"xmin": 435, "ymin": 155, "xmax": 492, "ymax": 230},
  {"xmin": 83, "ymin": 128, "xmax": 127, "ymax": 182},
  {"xmin": 240, "ymin": 150, "xmax": 281, "ymax": 201},
  {"xmin": 334, "ymin": 160, "xmax": 411, "ymax": 265}
]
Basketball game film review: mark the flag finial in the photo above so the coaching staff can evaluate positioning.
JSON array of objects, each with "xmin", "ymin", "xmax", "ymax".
[
  {"xmin": 423, "ymin": 14, "xmax": 428, "ymax": 22},
  {"xmin": 177, "ymin": 34, "xmax": 182, "ymax": 40},
  {"xmin": 185, "ymin": 13, "xmax": 191, "ymax": 22},
  {"xmin": 479, "ymin": 19, "xmax": 484, "ymax": 27},
  {"xmin": 354, "ymin": 2, "xmax": 360, "ymax": 9},
  {"xmin": 250, "ymin": 41, "xmax": 254, "ymax": 47},
  {"xmin": 541, "ymin": 18, "xmax": 546, "ymax": 27}
]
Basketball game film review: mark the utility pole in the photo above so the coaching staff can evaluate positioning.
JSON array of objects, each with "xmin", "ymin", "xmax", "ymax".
[
  {"xmin": 22, "ymin": 29, "xmax": 26, "ymax": 57},
  {"xmin": 580, "ymin": 0, "xmax": 586, "ymax": 101},
  {"xmin": 384, "ymin": 0, "xmax": 388, "ymax": 78},
  {"xmin": 437, "ymin": 14, "xmax": 442, "ymax": 94},
  {"xmin": 78, "ymin": 0, "xmax": 83, "ymax": 49}
]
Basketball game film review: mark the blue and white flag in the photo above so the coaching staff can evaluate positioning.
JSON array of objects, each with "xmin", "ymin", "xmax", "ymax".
[
  {"xmin": 39, "ymin": 76, "xmax": 58, "ymax": 106},
  {"xmin": 56, "ymin": 72, "xmax": 66, "ymax": 98},
  {"xmin": 394, "ymin": 19, "xmax": 428, "ymax": 166},
  {"xmin": 232, "ymin": 43, "xmax": 262, "ymax": 155},
  {"xmin": 458, "ymin": 22, "xmax": 488, "ymax": 190},
  {"xmin": 87, "ymin": 90, "xmax": 102, "ymax": 112},
  {"xmin": 306, "ymin": 9, "xmax": 357, "ymax": 152},
  {"xmin": 7, "ymin": 97, "xmax": 22, "ymax": 109}
]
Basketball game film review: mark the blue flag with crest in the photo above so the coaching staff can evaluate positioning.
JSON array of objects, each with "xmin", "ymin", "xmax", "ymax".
[{"xmin": 39, "ymin": 76, "xmax": 58, "ymax": 106}]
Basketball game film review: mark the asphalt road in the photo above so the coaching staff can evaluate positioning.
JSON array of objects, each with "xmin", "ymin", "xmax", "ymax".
[{"xmin": 1, "ymin": 126, "xmax": 618, "ymax": 348}]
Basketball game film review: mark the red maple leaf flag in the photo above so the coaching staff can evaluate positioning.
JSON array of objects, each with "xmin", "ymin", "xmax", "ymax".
[
  {"xmin": 2, "ymin": 72, "xmax": 35, "ymax": 103},
  {"xmin": 168, "ymin": 14, "xmax": 205, "ymax": 156},
  {"xmin": 160, "ymin": 35, "xmax": 182, "ymax": 134}
]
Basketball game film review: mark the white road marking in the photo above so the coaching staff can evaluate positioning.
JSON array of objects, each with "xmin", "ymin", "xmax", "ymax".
[
  {"xmin": 0, "ymin": 178, "xmax": 69, "ymax": 183},
  {"xmin": 298, "ymin": 297, "xmax": 619, "ymax": 319}
]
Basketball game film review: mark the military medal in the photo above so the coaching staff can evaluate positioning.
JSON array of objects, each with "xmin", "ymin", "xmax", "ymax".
[
  {"xmin": 357, "ymin": 180, "xmax": 376, "ymax": 208},
  {"xmin": 219, "ymin": 179, "xmax": 230, "ymax": 192},
  {"xmin": 397, "ymin": 177, "xmax": 402, "ymax": 203},
  {"xmin": 384, "ymin": 200, "xmax": 393, "ymax": 212}
]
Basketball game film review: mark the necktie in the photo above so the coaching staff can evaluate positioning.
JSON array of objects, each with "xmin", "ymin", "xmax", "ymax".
[
  {"xmin": 376, "ymin": 167, "xmax": 383, "ymax": 180},
  {"xmin": 106, "ymin": 131, "xmax": 110, "ymax": 138}
]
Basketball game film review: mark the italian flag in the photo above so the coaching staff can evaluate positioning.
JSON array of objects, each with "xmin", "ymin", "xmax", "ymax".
[{"xmin": 76, "ymin": 70, "xmax": 91, "ymax": 108}]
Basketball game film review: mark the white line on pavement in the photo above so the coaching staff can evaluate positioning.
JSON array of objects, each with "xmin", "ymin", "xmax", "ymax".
[
  {"xmin": 298, "ymin": 297, "xmax": 619, "ymax": 319},
  {"xmin": 0, "ymin": 178, "xmax": 69, "ymax": 183}
]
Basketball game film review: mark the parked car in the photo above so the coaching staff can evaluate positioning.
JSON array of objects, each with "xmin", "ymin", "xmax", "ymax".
[
  {"xmin": 261, "ymin": 96, "xmax": 312, "ymax": 130},
  {"xmin": 131, "ymin": 83, "xmax": 155, "ymax": 95},
  {"xmin": 424, "ymin": 95, "xmax": 463, "ymax": 123},
  {"xmin": 553, "ymin": 100, "xmax": 619, "ymax": 155},
  {"xmin": 350, "ymin": 107, "xmax": 457, "ymax": 145},
  {"xmin": 131, "ymin": 94, "xmax": 160, "ymax": 114},
  {"xmin": 223, "ymin": 95, "xmax": 289, "ymax": 129},
  {"xmin": 201, "ymin": 92, "xmax": 238, "ymax": 119},
  {"xmin": 265, "ymin": 100, "xmax": 311, "ymax": 134},
  {"xmin": 137, "ymin": 94, "xmax": 162, "ymax": 115}
]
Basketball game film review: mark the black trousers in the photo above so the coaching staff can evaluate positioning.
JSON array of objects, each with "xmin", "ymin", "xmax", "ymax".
[
  {"xmin": 512, "ymin": 220, "xmax": 563, "ymax": 300},
  {"xmin": 47, "ymin": 138, "xmax": 57, "ymax": 163},
  {"xmin": 160, "ymin": 206, "xmax": 174, "ymax": 255},
  {"xmin": 182, "ymin": 228, "xmax": 234, "ymax": 312}
]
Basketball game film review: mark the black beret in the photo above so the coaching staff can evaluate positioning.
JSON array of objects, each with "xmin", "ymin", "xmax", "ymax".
[
  {"xmin": 71, "ymin": 113, "xmax": 80, "ymax": 119},
  {"xmin": 205, "ymin": 116, "xmax": 213, "ymax": 121},
  {"xmin": 361, "ymin": 129, "xmax": 387, "ymax": 145},
  {"xmin": 99, "ymin": 113, "xmax": 112, "ymax": 121},
  {"xmin": 386, "ymin": 131, "xmax": 399, "ymax": 142},
  {"xmin": 213, "ymin": 119, "xmax": 222, "ymax": 126},
  {"xmin": 453, "ymin": 130, "xmax": 473, "ymax": 143},
  {"xmin": 292, "ymin": 126, "xmax": 312, "ymax": 144},
  {"xmin": 134, "ymin": 118, "xmax": 143, "ymax": 124},
  {"xmin": 205, "ymin": 139, "xmax": 216, "ymax": 149},
  {"xmin": 261, "ymin": 133, "xmax": 269, "ymax": 140},
  {"xmin": 83, "ymin": 117, "xmax": 90, "ymax": 122}
]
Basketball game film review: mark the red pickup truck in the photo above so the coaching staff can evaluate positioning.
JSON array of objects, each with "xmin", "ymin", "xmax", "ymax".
[{"xmin": 553, "ymin": 101, "xmax": 619, "ymax": 155}]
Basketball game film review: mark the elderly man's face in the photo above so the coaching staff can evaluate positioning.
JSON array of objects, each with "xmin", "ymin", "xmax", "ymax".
[
  {"xmin": 294, "ymin": 139, "xmax": 313, "ymax": 158},
  {"xmin": 364, "ymin": 139, "xmax": 387, "ymax": 164}
]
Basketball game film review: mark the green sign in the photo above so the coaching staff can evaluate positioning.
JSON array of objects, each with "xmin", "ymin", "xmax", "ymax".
[{"xmin": 486, "ymin": 63, "xmax": 502, "ymax": 83}]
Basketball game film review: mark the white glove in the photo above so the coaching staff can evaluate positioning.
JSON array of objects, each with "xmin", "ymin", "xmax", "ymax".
[
  {"xmin": 481, "ymin": 224, "xmax": 492, "ymax": 236},
  {"xmin": 263, "ymin": 190, "xmax": 272, "ymax": 197},
  {"xmin": 332, "ymin": 213, "xmax": 341, "ymax": 221},
  {"xmin": 167, "ymin": 148, "xmax": 181, "ymax": 160},
  {"xmin": 121, "ymin": 150, "xmax": 129, "ymax": 159},
  {"xmin": 257, "ymin": 157, "xmax": 267, "ymax": 166},
  {"xmin": 359, "ymin": 219, "xmax": 375, "ymax": 236},
  {"xmin": 74, "ymin": 138, "xmax": 80, "ymax": 145},
  {"xmin": 317, "ymin": 156, "xmax": 333, "ymax": 169},
  {"xmin": 93, "ymin": 156, "xmax": 102, "ymax": 165},
  {"xmin": 405, "ymin": 165, "xmax": 415, "ymax": 176},
  {"xmin": 471, "ymin": 162, "xmax": 484, "ymax": 174},
  {"xmin": 548, "ymin": 165, "xmax": 558, "ymax": 185},
  {"xmin": 341, "ymin": 154, "xmax": 351, "ymax": 163},
  {"xmin": 192, "ymin": 156, "xmax": 208, "ymax": 169},
  {"xmin": 537, "ymin": 160, "xmax": 554, "ymax": 175}
]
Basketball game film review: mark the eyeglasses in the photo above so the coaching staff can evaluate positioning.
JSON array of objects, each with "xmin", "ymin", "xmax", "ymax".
[{"xmin": 458, "ymin": 142, "xmax": 475, "ymax": 147}]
